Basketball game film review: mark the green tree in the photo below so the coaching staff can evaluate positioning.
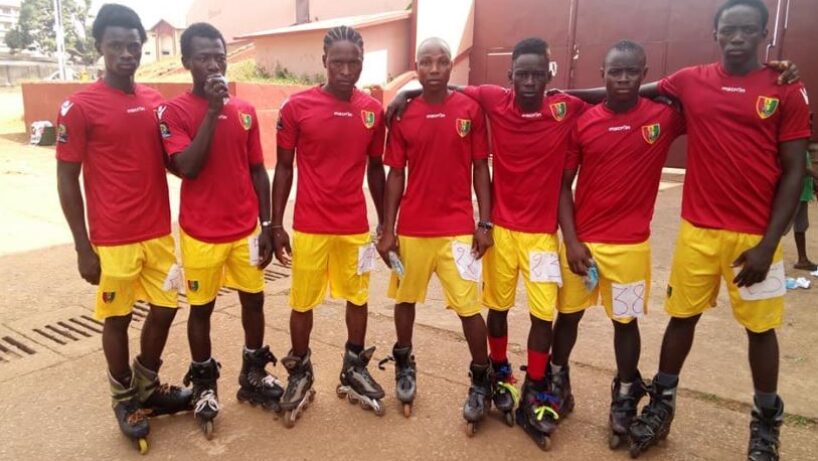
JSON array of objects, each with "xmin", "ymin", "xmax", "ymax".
[{"xmin": 4, "ymin": 0, "xmax": 96, "ymax": 64}]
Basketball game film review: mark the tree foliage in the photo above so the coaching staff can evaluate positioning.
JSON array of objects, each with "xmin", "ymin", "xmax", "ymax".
[{"xmin": 4, "ymin": 0, "xmax": 96, "ymax": 64}]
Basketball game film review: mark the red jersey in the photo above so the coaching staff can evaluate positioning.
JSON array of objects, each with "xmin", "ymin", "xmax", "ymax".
[
  {"xmin": 56, "ymin": 80, "xmax": 170, "ymax": 246},
  {"xmin": 385, "ymin": 92, "xmax": 489, "ymax": 237},
  {"xmin": 462, "ymin": 85, "xmax": 588, "ymax": 233},
  {"xmin": 566, "ymin": 98, "xmax": 685, "ymax": 243},
  {"xmin": 658, "ymin": 63, "xmax": 811, "ymax": 234},
  {"xmin": 160, "ymin": 93, "xmax": 263, "ymax": 243},
  {"xmin": 277, "ymin": 86, "xmax": 385, "ymax": 235}
]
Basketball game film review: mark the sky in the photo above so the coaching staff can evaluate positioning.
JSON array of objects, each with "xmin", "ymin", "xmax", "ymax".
[{"xmin": 90, "ymin": 0, "xmax": 194, "ymax": 29}]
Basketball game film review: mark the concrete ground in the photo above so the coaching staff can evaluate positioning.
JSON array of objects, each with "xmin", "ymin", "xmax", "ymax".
[{"xmin": 1, "ymin": 86, "xmax": 817, "ymax": 460}]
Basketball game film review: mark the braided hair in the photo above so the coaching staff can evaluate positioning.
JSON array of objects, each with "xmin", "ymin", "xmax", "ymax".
[{"xmin": 323, "ymin": 25, "xmax": 364, "ymax": 53}]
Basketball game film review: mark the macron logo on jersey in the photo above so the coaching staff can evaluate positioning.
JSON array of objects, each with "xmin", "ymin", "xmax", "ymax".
[
  {"xmin": 155, "ymin": 105, "xmax": 167, "ymax": 120},
  {"xmin": 801, "ymin": 87, "xmax": 810, "ymax": 105},
  {"xmin": 521, "ymin": 112, "xmax": 543, "ymax": 119},
  {"xmin": 333, "ymin": 111, "xmax": 353, "ymax": 117},
  {"xmin": 721, "ymin": 86, "xmax": 746, "ymax": 93},
  {"xmin": 426, "ymin": 113, "xmax": 446, "ymax": 119},
  {"xmin": 126, "ymin": 106, "xmax": 146, "ymax": 114},
  {"xmin": 608, "ymin": 125, "xmax": 632, "ymax": 132},
  {"xmin": 60, "ymin": 100, "xmax": 73, "ymax": 116}
]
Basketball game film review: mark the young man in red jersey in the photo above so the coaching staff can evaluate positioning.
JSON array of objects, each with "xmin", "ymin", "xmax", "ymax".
[
  {"xmin": 388, "ymin": 38, "xmax": 588, "ymax": 447},
  {"xmin": 376, "ymin": 37, "xmax": 493, "ymax": 433},
  {"xmin": 272, "ymin": 25, "xmax": 387, "ymax": 425},
  {"xmin": 553, "ymin": 40, "xmax": 685, "ymax": 450},
  {"xmin": 600, "ymin": 1, "xmax": 811, "ymax": 458},
  {"xmin": 159, "ymin": 23, "xmax": 282, "ymax": 438},
  {"xmin": 56, "ymin": 4, "xmax": 190, "ymax": 452}
]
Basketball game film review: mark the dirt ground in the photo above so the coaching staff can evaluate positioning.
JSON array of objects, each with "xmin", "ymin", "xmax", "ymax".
[{"xmin": 0, "ymin": 86, "xmax": 817, "ymax": 460}]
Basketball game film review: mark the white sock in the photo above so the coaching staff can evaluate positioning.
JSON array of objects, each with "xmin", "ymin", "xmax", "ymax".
[
  {"xmin": 550, "ymin": 362, "xmax": 563, "ymax": 374},
  {"xmin": 619, "ymin": 381, "xmax": 633, "ymax": 396}
]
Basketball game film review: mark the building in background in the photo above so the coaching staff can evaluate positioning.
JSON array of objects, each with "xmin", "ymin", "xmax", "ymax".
[
  {"xmin": 142, "ymin": 19, "xmax": 186, "ymax": 64},
  {"xmin": 0, "ymin": 0, "xmax": 21, "ymax": 54}
]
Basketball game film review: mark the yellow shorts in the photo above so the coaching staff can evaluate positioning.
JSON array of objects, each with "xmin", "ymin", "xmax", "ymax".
[
  {"xmin": 180, "ymin": 228, "xmax": 264, "ymax": 306},
  {"xmin": 481, "ymin": 226, "xmax": 559, "ymax": 321},
  {"xmin": 558, "ymin": 240, "xmax": 651, "ymax": 323},
  {"xmin": 290, "ymin": 231, "xmax": 372, "ymax": 311},
  {"xmin": 666, "ymin": 220, "xmax": 785, "ymax": 333},
  {"xmin": 94, "ymin": 234, "xmax": 178, "ymax": 320},
  {"xmin": 387, "ymin": 235, "xmax": 481, "ymax": 317}
]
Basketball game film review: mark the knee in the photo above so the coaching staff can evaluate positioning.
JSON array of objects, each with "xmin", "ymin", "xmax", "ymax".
[
  {"xmin": 239, "ymin": 291, "xmax": 264, "ymax": 310},
  {"xmin": 747, "ymin": 327, "xmax": 776, "ymax": 343},
  {"xmin": 555, "ymin": 311, "xmax": 582, "ymax": 327},
  {"xmin": 669, "ymin": 314, "xmax": 700, "ymax": 329},
  {"xmin": 613, "ymin": 318, "xmax": 639, "ymax": 333},
  {"xmin": 104, "ymin": 314, "xmax": 132, "ymax": 332}
]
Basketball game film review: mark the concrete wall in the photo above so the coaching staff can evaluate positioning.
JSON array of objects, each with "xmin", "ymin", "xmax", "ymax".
[
  {"xmin": 254, "ymin": 18, "xmax": 410, "ymax": 87},
  {"xmin": 1, "ymin": 63, "xmax": 95, "ymax": 86},
  {"xmin": 311, "ymin": 0, "xmax": 409, "ymax": 21},
  {"xmin": 22, "ymin": 81, "xmax": 311, "ymax": 167}
]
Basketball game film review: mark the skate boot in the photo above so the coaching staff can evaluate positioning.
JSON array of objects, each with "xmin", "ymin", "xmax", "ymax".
[
  {"xmin": 628, "ymin": 377, "xmax": 676, "ymax": 458},
  {"xmin": 279, "ymin": 349, "xmax": 316, "ymax": 428},
  {"xmin": 109, "ymin": 371, "xmax": 150, "ymax": 454},
  {"xmin": 337, "ymin": 346, "xmax": 386, "ymax": 416},
  {"xmin": 236, "ymin": 346, "xmax": 285, "ymax": 412},
  {"xmin": 515, "ymin": 376, "xmax": 561, "ymax": 451},
  {"xmin": 547, "ymin": 363, "xmax": 575, "ymax": 419},
  {"xmin": 747, "ymin": 396, "xmax": 784, "ymax": 461},
  {"xmin": 608, "ymin": 372, "xmax": 647, "ymax": 449},
  {"xmin": 491, "ymin": 359, "xmax": 519, "ymax": 427},
  {"xmin": 132, "ymin": 357, "xmax": 193, "ymax": 416},
  {"xmin": 183, "ymin": 358, "xmax": 220, "ymax": 440},
  {"xmin": 378, "ymin": 344, "xmax": 417, "ymax": 417},
  {"xmin": 463, "ymin": 362, "xmax": 493, "ymax": 437}
]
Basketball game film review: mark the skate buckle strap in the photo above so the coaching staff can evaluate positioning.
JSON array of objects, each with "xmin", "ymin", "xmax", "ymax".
[
  {"xmin": 377, "ymin": 356, "xmax": 394, "ymax": 370},
  {"xmin": 262, "ymin": 348, "xmax": 278, "ymax": 367}
]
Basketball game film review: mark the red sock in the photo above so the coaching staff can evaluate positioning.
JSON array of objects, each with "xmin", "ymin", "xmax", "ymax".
[
  {"xmin": 488, "ymin": 335, "xmax": 508, "ymax": 363},
  {"xmin": 527, "ymin": 350, "xmax": 549, "ymax": 381}
]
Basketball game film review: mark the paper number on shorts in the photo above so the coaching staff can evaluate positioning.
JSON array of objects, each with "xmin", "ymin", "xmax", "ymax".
[
  {"xmin": 452, "ymin": 241, "xmax": 482, "ymax": 282},
  {"xmin": 248, "ymin": 235, "xmax": 260, "ymax": 266},
  {"xmin": 733, "ymin": 261, "xmax": 787, "ymax": 301},
  {"xmin": 529, "ymin": 251, "xmax": 562, "ymax": 286},
  {"xmin": 162, "ymin": 263, "xmax": 182, "ymax": 291},
  {"xmin": 611, "ymin": 280, "xmax": 646, "ymax": 318},
  {"xmin": 357, "ymin": 244, "xmax": 377, "ymax": 275}
]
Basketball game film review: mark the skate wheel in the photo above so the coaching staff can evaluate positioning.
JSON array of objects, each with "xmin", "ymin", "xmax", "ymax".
[
  {"xmin": 466, "ymin": 422, "xmax": 477, "ymax": 437},
  {"xmin": 609, "ymin": 432, "xmax": 622, "ymax": 450},
  {"xmin": 203, "ymin": 420, "xmax": 214, "ymax": 440},
  {"xmin": 538, "ymin": 435, "xmax": 551, "ymax": 452},
  {"xmin": 374, "ymin": 401, "xmax": 385, "ymax": 417},
  {"xmin": 283, "ymin": 411, "xmax": 296, "ymax": 428},
  {"xmin": 629, "ymin": 444, "xmax": 642, "ymax": 459},
  {"xmin": 504, "ymin": 411, "xmax": 514, "ymax": 427},
  {"xmin": 137, "ymin": 438, "xmax": 149, "ymax": 455},
  {"xmin": 335, "ymin": 386, "xmax": 345, "ymax": 399},
  {"xmin": 308, "ymin": 389, "xmax": 316, "ymax": 402},
  {"xmin": 347, "ymin": 394, "xmax": 358, "ymax": 405},
  {"xmin": 402, "ymin": 403, "xmax": 412, "ymax": 418},
  {"xmin": 359, "ymin": 399, "xmax": 368, "ymax": 410}
]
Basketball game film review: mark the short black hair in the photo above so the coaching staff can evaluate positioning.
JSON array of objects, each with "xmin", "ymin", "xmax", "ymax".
[
  {"xmin": 92, "ymin": 3, "xmax": 146, "ymax": 44},
  {"xmin": 512, "ymin": 38, "xmax": 549, "ymax": 62},
  {"xmin": 181, "ymin": 22, "xmax": 227, "ymax": 60},
  {"xmin": 323, "ymin": 25, "xmax": 364, "ymax": 54},
  {"xmin": 714, "ymin": 0, "xmax": 769, "ymax": 30},
  {"xmin": 604, "ymin": 40, "xmax": 646, "ymax": 65}
]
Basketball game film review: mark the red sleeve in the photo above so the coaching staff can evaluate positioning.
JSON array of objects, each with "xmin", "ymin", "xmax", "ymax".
[
  {"xmin": 276, "ymin": 98, "xmax": 299, "ymax": 150},
  {"xmin": 368, "ymin": 108, "xmax": 386, "ymax": 158},
  {"xmin": 55, "ymin": 99, "xmax": 87, "ymax": 163},
  {"xmin": 778, "ymin": 83, "xmax": 812, "ymax": 142},
  {"xmin": 384, "ymin": 120, "xmax": 407, "ymax": 168},
  {"xmin": 471, "ymin": 107, "xmax": 489, "ymax": 160},
  {"xmin": 461, "ymin": 84, "xmax": 505, "ymax": 109},
  {"xmin": 247, "ymin": 106, "xmax": 264, "ymax": 165},
  {"xmin": 564, "ymin": 124, "xmax": 581, "ymax": 170},
  {"xmin": 657, "ymin": 68, "xmax": 688, "ymax": 100},
  {"xmin": 159, "ymin": 103, "xmax": 191, "ymax": 156}
]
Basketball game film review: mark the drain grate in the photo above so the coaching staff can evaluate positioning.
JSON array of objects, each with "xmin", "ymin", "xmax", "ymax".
[
  {"xmin": 0, "ymin": 335, "xmax": 37, "ymax": 363},
  {"xmin": 32, "ymin": 314, "xmax": 104, "ymax": 346},
  {"xmin": 263, "ymin": 269, "xmax": 290, "ymax": 282}
]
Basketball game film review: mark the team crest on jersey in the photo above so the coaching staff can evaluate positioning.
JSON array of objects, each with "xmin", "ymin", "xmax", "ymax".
[
  {"xmin": 641, "ymin": 123, "xmax": 661, "ymax": 144},
  {"xmin": 60, "ymin": 100, "xmax": 73, "ymax": 116},
  {"xmin": 102, "ymin": 292, "xmax": 116, "ymax": 303},
  {"xmin": 159, "ymin": 122, "xmax": 171, "ymax": 139},
  {"xmin": 361, "ymin": 110, "xmax": 376, "ymax": 129},
  {"xmin": 756, "ymin": 96, "xmax": 779, "ymax": 119},
  {"xmin": 240, "ymin": 113, "xmax": 252, "ymax": 131},
  {"xmin": 456, "ymin": 118, "xmax": 472, "ymax": 137},
  {"xmin": 57, "ymin": 123, "xmax": 68, "ymax": 143},
  {"xmin": 188, "ymin": 280, "xmax": 199, "ymax": 292},
  {"xmin": 550, "ymin": 102, "xmax": 567, "ymax": 121}
]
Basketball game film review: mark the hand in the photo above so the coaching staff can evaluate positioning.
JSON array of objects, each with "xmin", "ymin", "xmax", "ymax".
[
  {"xmin": 77, "ymin": 246, "xmax": 101, "ymax": 285},
  {"xmin": 472, "ymin": 228, "xmax": 493, "ymax": 260},
  {"xmin": 204, "ymin": 75, "xmax": 228, "ymax": 112},
  {"xmin": 376, "ymin": 230, "xmax": 398, "ymax": 266},
  {"xmin": 385, "ymin": 92, "xmax": 409, "ymax": 127},
  {"xmin": 257, "ymin": 230, "xmax": 274, "ymax": 269},
  {"xmin": 272, "ymin": 228, "xmax": 292, "ymax": 266},
  {"xmin": 565, "ymin": 240, "xmax": 593, "ymax": 276},
  {"xmin": 732, "ymin": 244, "xmax": 775, "ymax": 288},
  {"xmin": 766, "ymin": 60, "xmax": 799, "ymax": 85}
]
